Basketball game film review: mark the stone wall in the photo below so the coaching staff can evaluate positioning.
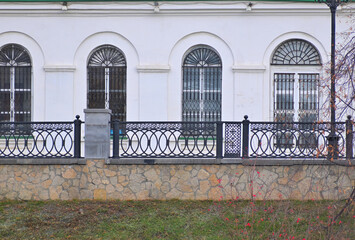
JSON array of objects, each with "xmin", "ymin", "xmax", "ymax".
[{"xmin": 0, "ymin": 159, "xmax": 354, "ymax": 201}]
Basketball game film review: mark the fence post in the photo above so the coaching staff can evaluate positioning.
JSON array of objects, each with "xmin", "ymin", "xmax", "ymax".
[
  {"xmin": 216, "ymin": 121, "xmax": 223, "ymax": 159},
  {"xmin": 346, "ymin": 115, "xmax": 353, "ymax": 160},
  {"xmin": 112, "ymin": 121, "xmax": 120, "ymax": 158},
  {"xmin": 84, "ymin": 109, "xmax": 111, "ymax": 159},
  {"xmin": 74, "ymin": 115, "xmax": 82, "ymax": 158},
  {"xmin": 242, "ymin": 115, "xmax": 250, "ymax": 159}
]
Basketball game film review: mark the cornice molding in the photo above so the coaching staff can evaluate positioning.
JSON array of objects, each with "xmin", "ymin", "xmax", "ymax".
[
  {"xmin": 136, "ymin": 65, "xmax": 171, "ymax": 73},
  {"xmin": 0, "ymin": 2, "xmax": 342, "ymax": 16},
  {"xmin": 43, "ymin": 65, "xmax": 76, "ymax": 72},
  {"xmin": 232, "ymin": 64, "xmax": 266, "ymax": 73}
]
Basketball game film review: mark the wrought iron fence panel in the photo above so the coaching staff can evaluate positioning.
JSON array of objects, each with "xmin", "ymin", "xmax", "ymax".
[
  {"xmin": 249, "ymin": 121, "xmax": 346, "ymax": 158},
  {"xmin": 224, "ymin": 122, "xmax": 242, "ymax": 158},
  {"xmin": 113, "ymin": 122, "xmax": 217, "ymax": 158},
  {"xmin": 0, "ymin": 122, "xmax": 75, "ymax": 158}
]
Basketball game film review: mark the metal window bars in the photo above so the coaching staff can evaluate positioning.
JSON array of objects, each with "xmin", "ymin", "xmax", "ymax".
[
  {"xmin": 274, "ymin": 73, "xmax": 320, "ymax": 149},
  {"xmin": 0, "ymin": 44, "xmax": 32, "ymax": 122},
  {"xmin": 182, "ymin": 46, "xmax": 222, "ymax": 122},
  {"xmin": 87, "ymin": 45, "xmax": 127, "ymax": 123},
  {"xmin": 271, "ymin": 39, "xmax": 321, "ymax": 65}
]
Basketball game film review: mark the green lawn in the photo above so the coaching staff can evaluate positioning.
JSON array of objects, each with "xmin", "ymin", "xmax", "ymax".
[{"xmin": 0, "ymin": 200, "xmax": 354, "ymax": 239}]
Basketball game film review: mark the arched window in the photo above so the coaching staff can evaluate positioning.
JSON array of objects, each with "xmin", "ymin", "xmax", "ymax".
[
  {"xmin": 272, "ymin": 39, "xmax": 321, "ymax": 123},
  {"xmin": 271, "ymin": 39, "xmax": 322, "ymax": 148},
  {"xmin": 0, "ymin": 44, "xmax": 32, "ymax": 122},
  {"xmin": 182, "ymin": 46, "xmax": 222, "ymax": 122},
  {"xmin": 87, "ymin": 45, "xmax": 126, "ymax": 122},
  {"xmin": 272, "ymin": 39, "xmax": 321, "ymax": 65}
]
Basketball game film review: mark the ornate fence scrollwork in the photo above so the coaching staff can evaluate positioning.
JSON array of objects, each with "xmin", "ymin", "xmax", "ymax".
[
  {"xmin": 0, "ymin": 117, "xmax": 82, "ymax": 158},
  {"xmin": 224, "ymin": 122, "xmax": 242, "ymax": 158},
  {"xmin": 113, "ymin": 121, "xmax": 217, "ymax": 158},
  {"xmin": 248, "ymin": 121, "xmax": 346, "ymax": 158},
  {"xmin": 112, "ymin": 119, "xmax": 351, "ymax": 159}
]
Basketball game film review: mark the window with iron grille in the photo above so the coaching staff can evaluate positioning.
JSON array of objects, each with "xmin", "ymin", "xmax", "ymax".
[
  {"xmin": 0, "ymin": 44, "xmax": 31, "ymax": 122},
  {"xmin": 182, "ymin": 46, "xmax": 222, "ymax": 123},
  {"xmin": 87, "ymin": 45, "xmax": 126, "ymax": 122},
  {"xmin": 272, "ymin": 39, "xmax": 321, "ymax": 148}
]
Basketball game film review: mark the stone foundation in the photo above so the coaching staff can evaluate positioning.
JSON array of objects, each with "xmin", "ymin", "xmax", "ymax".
[{"xmin": 0, "ymin": 159, "xmax": 353, "ymax": 200}]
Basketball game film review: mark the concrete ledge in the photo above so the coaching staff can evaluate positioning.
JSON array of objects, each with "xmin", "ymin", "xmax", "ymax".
[
  {"xmin": 107, "ymin": 158, "xmax": 355, "ymax": 166},
  {"xmin": 106, "ymin": 158, "xmax": 222, "ymax": 165},
  {"xmin": 0, "ymin": 158, "xmax": 86, "ymax": 165},
  {"xmin": 1, "ymin": 157, "xmax": 353, "ymax": 166},
  {"xmin": 237, "ymin": 159, "xmax": 355, "ymax": 166}
]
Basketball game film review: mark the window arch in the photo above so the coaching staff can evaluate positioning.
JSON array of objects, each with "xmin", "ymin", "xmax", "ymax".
[
  {"xmin": 182, "ymin": 46, "xmax": 222, "ymax": 122},
  {"xmin": 271, "ymin": 39, "xmax": 321, "ymax": 65},
  {"xmin": 0, "ymin": 44, "xmax": 32, "ymax": 122},
  {"xmin": 87, "ymin": 45, "xmax": 126, "ymax": 122}
]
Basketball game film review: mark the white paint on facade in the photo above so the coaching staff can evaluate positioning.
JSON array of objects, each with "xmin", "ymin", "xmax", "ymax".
[{"xmin": 0, "ymin": 1, "xmax": 353, "ymax": 121}]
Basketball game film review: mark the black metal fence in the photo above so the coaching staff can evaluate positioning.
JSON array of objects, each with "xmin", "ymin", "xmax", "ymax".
[
  {"xmin": 1, "ymin": 115, "xmax": 352, "ymax": 159},
  {"xmin": 112, "ymin": 122, "xmax": 220, "ymax": 158},
  {"xmin": 0, "ymin": 116, "xmax": 82, "ymax": 158},
  {"xmin": 112, "ymin": 116, "xmax": 354, "ymax": 159}
]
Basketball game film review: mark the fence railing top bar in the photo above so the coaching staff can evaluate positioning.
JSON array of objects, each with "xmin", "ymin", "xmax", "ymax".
[
  {"xmin": 250, "ymin": 121, "xmax": 346, "ymax": 124},
  {"xmin": 111, "ymin": 121, "xmax": 223, "ymax": 124},
  {"xmin": 0, "ymin": 121, "xmax": 75, "ymax": 125},
  {"xmin": 219, "ymin": 121, "xmax": 243, "ymax": 124},
  {"xmin": 111, "ymin": 120, "xmax": 348, "ymax": 124}
]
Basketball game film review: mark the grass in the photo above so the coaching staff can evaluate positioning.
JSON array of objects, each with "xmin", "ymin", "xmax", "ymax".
[{"xmin": 0, "ymin": 199, "xmax": 354, "ymax": 239}]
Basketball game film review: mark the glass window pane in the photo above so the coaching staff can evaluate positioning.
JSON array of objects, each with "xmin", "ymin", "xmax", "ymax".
[
  {"xmin": 88, "ymin": 67, "xmax": 105, "ymax": 109},
  {"xmin": 276, "ymin": 93, "xmax": 294, "ymax": 110},
  {"xmin": 109, "ymin": 67, "xmax": 126, "ymax": 122},
  {"xmin": 0, "ymin": 92, "xmax": 10, "ymax": 112},
  {"xmin": 0, "ymin": 67, "xmax": 10, "ymax": 89},
  {"xmin": 0, "ymin": 113, "xmax": 10, "ymax": 121},
  {"xmin": 14, "ymin": 91, "xmax": 31, "ymax": 112},
  {"xmin": 274, "ymin": 73, "xmax": 295, "ymax": 114},
  {"xmin": 15, "ymin": 113, "xmax": 30, "ymax": 122},
  {"xmin": 15, "ymin": 67, "xmax": 31, "ymax": 89},
  {"xmin": 299, "ymin": 74, "xmax": 319, "ymax": 121}
]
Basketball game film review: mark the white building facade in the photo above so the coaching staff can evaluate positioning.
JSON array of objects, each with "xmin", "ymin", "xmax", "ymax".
[{"xmin": 0, "ymin": 0, "xmax": 353, "ymax": 123}]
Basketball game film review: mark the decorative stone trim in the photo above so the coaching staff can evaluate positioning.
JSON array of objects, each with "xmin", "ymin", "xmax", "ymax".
[
  {"xmin": 0, "ymin": 2, "xmax": 330, "ymax": 16},
  {"xmin": 232, "ymin": 64, "xmax": 266, "ymax": 73},
  {"xmin": 0, "ymin": 158, "xmax": 86, "ymax": 165},
  {"xmin": 136, "ymin": 65, "xmax": 170, "ymax": 73},
  {"xmin": 43, "ymin": 65, "xmax": 76, "ymax": 72},
  {"xmin": 107, "ymin": 158, "xmax": 355, "ymax": 166},
  {"xmin": 107, "ymin": 158, "xmax": 222, "ymax": 165}
]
